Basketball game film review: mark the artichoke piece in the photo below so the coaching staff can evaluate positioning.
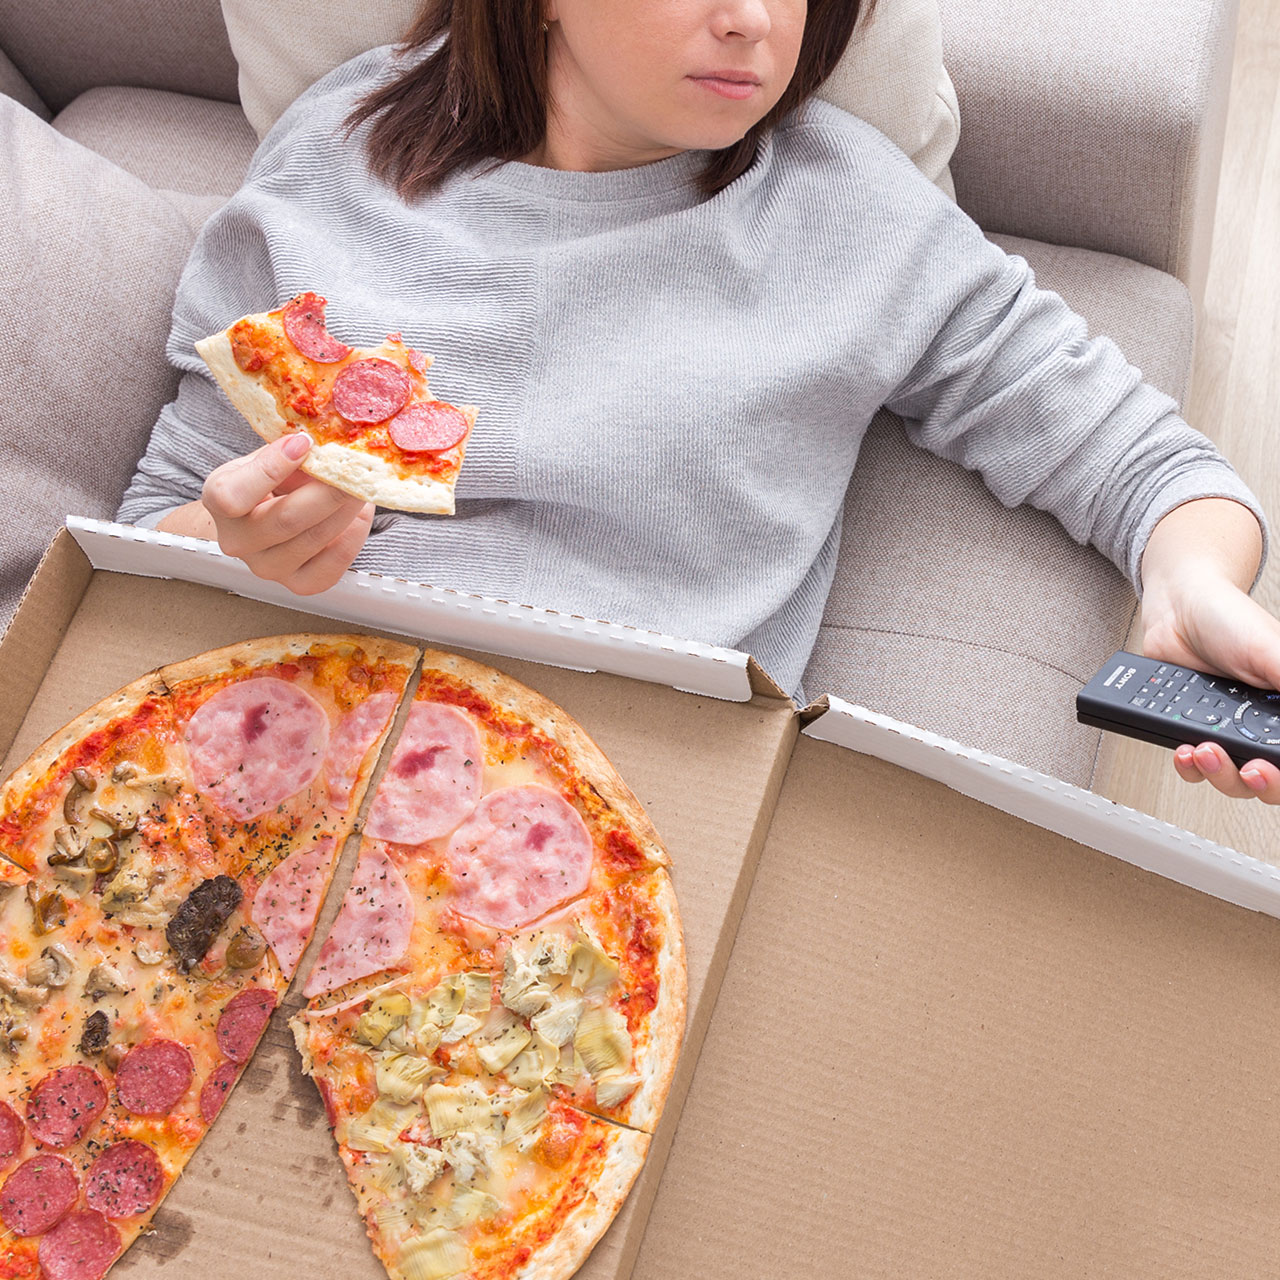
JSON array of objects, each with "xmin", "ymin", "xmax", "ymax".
[
  {"xmin": 460, "ymin": 971, "xmax": 493, "ymax": 1014},
  {"xmin": 476, "ymin": 1021, "xmax": 531, "ymax": 1075},
  {"xmin": 593, "ymin": 1072, "xmax": 641, "ymax": 1109},
  {"xmin": 440, "ymin": 1130, "xmax": 497, "ymax": 1185},
  {"xmin": 398, "ymin": 1229, "xmax": 468, "ymax": 1280},
  {"xmin": 394, "ymin": 1141, "xmax": 449, "ymax": 1195},
  {"xmin": 550, "ymin": 1044, "xmax": 586, "ymax": 1087},
  {"xmin": 441, "ymin": 1187, "xmax": 502, "ymax": 1230},
  {"xmin": 504, "ymin": 1034, "xmax": 562, "ymax": 1091},
  {"xmin": 574, "ymin": 1006, "xmax": 632, "ymax": 1079},
  {"xmin": 373, "ymin": 1198, "xmax": 417, "ymax": 1241},
  {"xmin": 363, "ymin": 1155, "xmax": 405, "ymax": 1197},
  {"xmin": 376, "ymin": 1052, "xmax": 443, "ymax": 1104},
  {"xmin": 530, "ymin": 993, "xmax": 584, "ymax": 1047},
  {"xmin": 424, "ymin": 1081, "xmax": 495, "ymax": 1138},
  {"xmin": 356, "ymin": 992, "xmax": 412, "ymax": 1048},
  {"xmin": 439, "ymin": 1013, "xmax": 483, "ymax": 1045},
  {"xmin": 569, "ymin": 932, "xmax": 620, "ymax": 993},
  {"xmin": 425, "ymin": 975, "xmax": 465, "ymax": 1027},
  {"xmin": 502, "ymin": 1087, "xmax": 548, "ymax": 1147},
  {"xmin": 345, "ymin": 1099, "xmax": 416, "ymax": 1153},
  {"xmin": 499, "ymin": 950, "xmax": 552, "ymax": 1019}
]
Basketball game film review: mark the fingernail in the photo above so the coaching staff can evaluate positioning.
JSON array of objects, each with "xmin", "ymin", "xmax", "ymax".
[
  {"xmin": 1242, "ymin": 768, "xmax": 1267, "ymax": 791},
  {"xmin": 1195, "ymin": 748, "xmax": 1221, "ymax": 774},
  {"xmin": 283, "ymin": 432, "xmax": 311, "ymax": 459},
  {"xmin": 1175, "ymin": 746, "xmax": 1194, "ymax": 765}
]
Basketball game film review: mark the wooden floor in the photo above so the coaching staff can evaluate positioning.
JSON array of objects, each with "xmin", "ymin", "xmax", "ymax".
[{"xmin": 1100, "ymin": 0, "xmax": 1280, "ymax": 859}]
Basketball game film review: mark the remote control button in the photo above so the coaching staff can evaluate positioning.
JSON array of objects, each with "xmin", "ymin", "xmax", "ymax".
[
  {"xmin": 1234, "ymin": 702, "xmax": 1280, "ymax": 745},
  {"xmin": 1130, "ymin": 696, "xmax": 1148, "ymax": 707},
  {"xmin": 1155, "ymin": 664, "xmax": 1169, "ymax": 676}
]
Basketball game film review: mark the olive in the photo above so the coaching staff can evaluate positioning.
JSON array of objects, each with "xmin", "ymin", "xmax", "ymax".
[{"xmin": 225, "ymin": 927, "xmax": 268, "ymax": 970}]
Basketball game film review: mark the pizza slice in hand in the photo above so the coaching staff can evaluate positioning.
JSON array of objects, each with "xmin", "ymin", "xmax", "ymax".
[{"xmin": 195, "ymin": 292, "xmax": 477, "ymax": 515}]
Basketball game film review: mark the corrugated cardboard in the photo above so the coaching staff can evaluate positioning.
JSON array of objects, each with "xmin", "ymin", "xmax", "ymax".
[
  {"xmin": 7, "ymin": 521, "xmax": 1280, "ymax": 1279},
  {"xmin": 0, "ymin": 529, "xmax": 795, "ymax": 1280}
]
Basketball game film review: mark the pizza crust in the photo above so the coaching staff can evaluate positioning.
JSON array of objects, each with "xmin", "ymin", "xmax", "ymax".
[
  {"xmin": 513, "ymin": 1121, "xmax": 650, "ymax": 1280},
  {"xmin": 195, "ymin": 331, "xmax": 467, "ymax": 515}
]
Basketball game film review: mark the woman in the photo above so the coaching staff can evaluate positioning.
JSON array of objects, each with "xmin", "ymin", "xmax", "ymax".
[{"xmin": 119, "ymin": 0, "xmax": 1280, "ymax": 802}]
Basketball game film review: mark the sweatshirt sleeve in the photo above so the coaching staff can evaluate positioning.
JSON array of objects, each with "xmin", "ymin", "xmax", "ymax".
[{"xmin": 881, "ymin": 207, "xmax": 1266, "ymax": 594}]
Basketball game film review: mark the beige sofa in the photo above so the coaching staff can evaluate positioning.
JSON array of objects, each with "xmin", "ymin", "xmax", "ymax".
[{"xmin": 0, "ymin": 0, "xmax": 1240, "ymax": 786}]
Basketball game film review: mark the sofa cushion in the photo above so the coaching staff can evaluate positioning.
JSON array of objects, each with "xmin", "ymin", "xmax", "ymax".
[
  {"xmin": 803, "ymin": 240, "xmax": 1196, "ymax": 787},
  {"xmin": 0, "ymin": 0, "xmax": 239, "ymax": 112},
  {"xmin": 53, "ymin": 87, "xmax": 258, "ymax": 198},
  {"xmin": 0, "ymin": 99, "xmax": 197, "ymax": 632},
  {"xmin": 221, "ymin": 0, "xmax": 959, "ymax": 191}
]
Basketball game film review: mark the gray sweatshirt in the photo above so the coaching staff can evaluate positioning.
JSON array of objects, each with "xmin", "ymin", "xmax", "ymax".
[{"xmin": 119, "ymin": 45, "xmax": 1264, "ymax": 698}]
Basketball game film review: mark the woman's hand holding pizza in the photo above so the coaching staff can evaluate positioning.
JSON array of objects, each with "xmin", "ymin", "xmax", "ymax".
[{"xmin": 158, "ymin": 434, "xmax": 373, "ymax": 594}]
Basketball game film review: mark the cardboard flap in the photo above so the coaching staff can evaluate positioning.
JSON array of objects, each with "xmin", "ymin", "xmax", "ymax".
[
  {"xmin": 805, "ymin": 695, "xmax": 1280, "ymax": 919},
  {"xmin": 68, "ymin": 519, "xmax": 755, "ymax": 701}
]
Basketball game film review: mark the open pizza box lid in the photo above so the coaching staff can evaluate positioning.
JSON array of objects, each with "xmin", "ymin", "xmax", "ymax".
[{"xmin": 7, "ymin": 519, "xmax": 1280, "ymax": 1277}]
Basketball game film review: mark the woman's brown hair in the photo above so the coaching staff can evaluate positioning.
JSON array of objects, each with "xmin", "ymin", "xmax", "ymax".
[{"xmin": 350, "ymin": 0, "xmax": 871, "ymax": 200}]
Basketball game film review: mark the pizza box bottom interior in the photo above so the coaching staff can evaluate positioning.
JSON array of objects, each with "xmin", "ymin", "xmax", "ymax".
[{"xmin": 6, "ymin": 528, "xmax": 1280, "ymax": 1279}]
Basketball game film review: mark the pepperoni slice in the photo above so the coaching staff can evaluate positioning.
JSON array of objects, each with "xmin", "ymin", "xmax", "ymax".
[
  {"xmin": 0, "ymin": 1154, "xmax": 79, "ymax": 1236},
  {"xmin": 0, "ymin": 1100, "xmax": 23, "ymax": 1168},
  {"xmin": 37, "ymin": 1210, "xmax": 121, "ymax": 1280},
  {"xmin": 388, "ymin": 401, "xmax": 470, "ymax": 453},
  {"xmin": 185, "ymin": 677, "xmax": 330, "ymax": 821},
  {"xmin": 199, "ymin": 1061, "xmax": 239, "ymax": 1124},
  {"xmin": 364, "ymin": 702, "xmax": 483, "ymax": 845},
  {"xmin": 26, "ymin": 1066, "xmax": 107, "ymax": 1148},
  {"xmin": 445, "ymin": 785, "xmax": 594, "ymax": 930},
  {"xmin": 331, "ymin": 358, "xmax": 412, "ymax": 424},
  {"xmin": 281, "ymin": 292, "xmax": 351, "ymax": 363},
  {"xmin": 215, "ymin": 987, "xmax": 277, "ymax": 1065},
  {"xmin": 85, "ymin": 1141, "xmax": 163, "ymax": 1219},
  {"xmin": 115, "ymin": 1039, "xmax": 194, "ymax": 1116}
]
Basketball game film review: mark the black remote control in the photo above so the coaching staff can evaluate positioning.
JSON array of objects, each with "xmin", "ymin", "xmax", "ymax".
[{"xmin": 1077, "ymin": 650, "xmax": 1280, "ymax": 769}]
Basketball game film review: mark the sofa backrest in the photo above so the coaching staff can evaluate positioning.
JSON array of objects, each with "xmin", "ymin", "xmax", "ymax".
[{"xmin": 0, "ymin": 0, "xmax": 240, "ymax": 112}]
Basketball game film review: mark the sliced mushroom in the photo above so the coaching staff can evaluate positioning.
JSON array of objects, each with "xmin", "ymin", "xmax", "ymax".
[
  {"xmin": 29, "ymin": 888, "xmax": 67, "ymax": 935},
  {"xmin": 63, "ymin": 769, "xmax": 96, "ymax": 824},
  {"xmin": 111, "ymin": 761, "xmax": 140, "ymax": 785},
  {"xmin": 89, "ymin": 801, "xmax": 139, "ymax": 838},
  {"xmin": 51, "ymin": 864, "xmax": 96, "ymax": 896},
  {"xmin": 48, "ymin": 826, "xmax": 85, "ymax": 867},
  {"xmin": 26, "ymin": 944, "xmax": 74, "ymax": 989},
  {"xmin": 134, "ymin": 940, "xmax": 165, "ymax": 966},
  {"xmin": 84, "ymin": 838, "xmax": 118, "ymax": 875},
  {"xmin": 84, "ymin": 962, "xmax": 128, "ymax": 1003},
  {"xmin": 225, "ymin": 926, "xmax": 267, "ymax": 970},
  {"xmin": 79, "ymin": 1010, "xmax": 109, "ymax": 1057},
  {"xmin": 0, "ymin": 964, "xmax": 48, "ymax": 1008}
]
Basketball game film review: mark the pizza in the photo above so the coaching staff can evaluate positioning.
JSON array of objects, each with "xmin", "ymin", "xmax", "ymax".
[
  {"xmin": 195, "ymin": 292, "xmax": 477, "ymax": 515},
  {"xmin": 292, "ymin": 652, "xmax": 685, "ymax": 1280},
  {"xmin": 0, "ymin": 636, "xmax": 685, "ymax": 1280}
]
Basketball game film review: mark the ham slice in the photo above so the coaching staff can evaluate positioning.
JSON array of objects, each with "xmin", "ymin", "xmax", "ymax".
[
  {"xmin": 324, "ymin": 691, "xmax": 399, "ymax": 810},
  {"xmin": 303, "ymin": 845, "xmax": 413, "ymax": 997},
  {"xmin": 252, "ymin": 837, "xmax": 336, "ymax": 978},
  {"xmin": 185, "ymin": 678, "xmax": 329, "ymax": 821},
  {"xmin": 364, "ymin": 702, "xmax": 483, "ymax": 845}
]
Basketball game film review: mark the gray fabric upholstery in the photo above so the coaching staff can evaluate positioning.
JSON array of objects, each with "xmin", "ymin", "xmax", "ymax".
[
  {"xmin": 0, "ymin": 100, "xmax": 197, "ymax": 628},
  {"xmin": 805, "ymin": 240, "xmax": 1197, "ymax": 786},
  {"xmin": 937, "ymin": 0, "xmax": 1237, "ymax": 316},
  {"xmin": 0, "ymin": 0, "xmax": 239, "ymax": 112},
  {"xmin": 0, "ymin": 46, "xmax": 49, "ymax": 119},
  {"xmin": 53, "ymin": 88, "xmax": 258, "ymax": 197}
]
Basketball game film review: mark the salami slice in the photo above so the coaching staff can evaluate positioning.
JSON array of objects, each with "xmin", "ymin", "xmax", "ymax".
[
  {"xmin": 37, "ymin": 1210, "xmax": 121, "ymax": 1280},
  {"xmin": 199, "ymin": 1061, "xmax": 239, "ymax": 1124},
  {"xmin": 26, "ymin": 1065, "xmax": 107, "ymax": 1148},
  {"xmin": 282, "ymin": 292, "xmax": 352, "ymax": 363},
  {"xmin": 84, "ymin": 1141, "xmax": 163, "ymax": 1219},
  {"xmin": 388, "ymin": 401, "xmax": 470, "ymax": 453},
  {"xmin": 446, "ymin": 785, "xmax": 594, "ymax": 930},
  {"xmin": 364, "ymin": 702, "xmax": 483, "ymax": 846},
  {"xmin": 331, "ymin": 358, "xmax": 412, "ymax": 424},
  {"xmin": 252, "ymin": 836, "xmax": 336, "ymax": 977},
  {"xmin": 216, "ymin": 987, "xmax": 277, "ymax": 1064},
  {"xmin": 0, "ymin": 1154, "xmax": 79, "ymax": 1236},
  {"xmin": 0, "ymin": 1100, "xmax": 23, "ymax": 1168},
  {"xmin": 302, "ymin": 845, "xmax": 414, "ymax": 997},
  {"xmin": 185, "ymin": 677, "xmax": 329, "ymax": 821},
  {"xmin": 324, "ymin": 691, "xmax": 399, "ymax": 809},
  {"xmin": 115, "ymin": 1039, "xmax": 194, "ymax": 1116}
]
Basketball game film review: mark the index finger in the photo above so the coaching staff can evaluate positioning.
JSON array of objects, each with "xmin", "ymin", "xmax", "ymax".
[{"xmin": 204, "ymin": 434, "xmax": 312, "ymax": 519}]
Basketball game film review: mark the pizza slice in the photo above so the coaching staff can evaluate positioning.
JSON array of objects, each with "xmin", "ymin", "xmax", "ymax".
[
  {"xmin": 294, "ymin": 971, "xmax": 650, "ymax": 1280},
  {"xmin": 195, "ymin": 292, "xmax": 477, "ymax": 515}
]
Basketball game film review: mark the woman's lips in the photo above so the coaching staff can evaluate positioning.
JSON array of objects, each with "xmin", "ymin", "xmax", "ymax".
[{"xmin": 689, "ymin": 74, "xmax": 762, "ymax": 101}]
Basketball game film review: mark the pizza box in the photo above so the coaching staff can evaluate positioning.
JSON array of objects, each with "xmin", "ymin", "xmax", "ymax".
[
  {"xmin": 7, "ymin": 519, "xmax": 1280, "ymax": 1278},
  {"xmin": 0, "ymin": 520, "xmax": 796, "ymax": 1280}
]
